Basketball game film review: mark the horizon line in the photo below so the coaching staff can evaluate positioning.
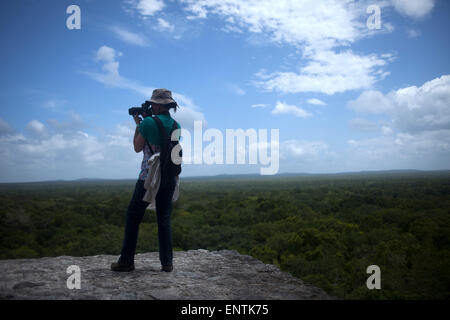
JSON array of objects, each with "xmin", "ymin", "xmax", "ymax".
[{"xmin": 1, "ymin": 169, "xmax": 449, "ymax": 184}]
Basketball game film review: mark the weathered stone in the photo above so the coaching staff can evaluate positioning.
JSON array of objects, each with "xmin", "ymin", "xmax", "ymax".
[{"xmin": 0, "ymin": 249, "xmax": 334, "ymax": 300}]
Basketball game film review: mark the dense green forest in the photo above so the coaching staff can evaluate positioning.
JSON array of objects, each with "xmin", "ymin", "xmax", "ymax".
[{"xmin": 1, "ymin": 171, "xmax": 449, "ymax": 299}]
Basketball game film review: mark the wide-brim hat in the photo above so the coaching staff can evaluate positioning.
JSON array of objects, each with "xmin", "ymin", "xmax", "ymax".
[{"xmin": 147, "ymin": 88, "xmax": 178, "ymax": 106}]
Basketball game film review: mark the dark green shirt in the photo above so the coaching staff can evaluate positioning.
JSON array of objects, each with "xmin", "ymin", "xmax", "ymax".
[{"xmin": 138, "ymin": 114, "xmax": 181, "ymax": 146}]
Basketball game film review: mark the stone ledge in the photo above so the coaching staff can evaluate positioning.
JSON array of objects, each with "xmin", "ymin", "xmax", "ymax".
[{"xmin": 0, "ymin": 249, "xmax": 334, "ymax": 300}]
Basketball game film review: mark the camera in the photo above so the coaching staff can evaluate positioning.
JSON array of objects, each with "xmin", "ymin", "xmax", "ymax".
[{"xmin": 128, "ymin": 101, "xmax": 152, "ymax": 117}]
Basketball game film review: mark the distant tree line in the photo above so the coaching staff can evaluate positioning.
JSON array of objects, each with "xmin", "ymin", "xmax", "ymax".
[{"xmin": 0, "ymin": 172, "xmax": 449, "ymax": 299}]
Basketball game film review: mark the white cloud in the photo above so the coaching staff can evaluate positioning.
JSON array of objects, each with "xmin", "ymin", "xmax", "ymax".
[
  {"xmin": 46, "ymin": 111, "xmax": 85, "ymax": 135},
  {"xmin": 346, "ymin": 75, "xmax": 450, "ymax": 171},
  {"xmin": 383, "ymin": 22, "xmax": 396, "ymax": 33},
  {"xmin": 348, "ymin": 90, "xmax": 392, "ymax": 114},
  {"xmin": 246, "ymin": 137, "xmax": 336, "ymax": 173},
  {"xmin": 228, "ymin": 83, "xmax": 246, "ymax": 96},
  {"xmin": 110, "ymin": 26, "xmax": 149, "ymax": 46},
  {"xmin": 348, "ymin": 118, "xmax": 379, "ymax": 132},
  {"xmin": 177, "ymin": 0, "xmax": 438, "ymax": 96},
  {"xmin": 85, "ymin": 46, "xmax": 207, "ymax": 130},
  {"xmin": 172, "ymin": 105, "xmax": 207, "ymax": 130},
  {"xmin": 392, "ymin": 0, "xmax": 435, "ymax": 19},
  {"xmin": 221, "ymin": 24, "xmax": 243, "ymax": 34},
  {"xmin": 348, "ymin": 75, "xmax": 450, "ymax": 133},
  {"xmin": 180, "ymin": 0, "xmax": 398, "ymax": 95},
  {"xmin": 251, "ymin": 104, "xmax": 267, "ymax": 108},
  {"xmin": 307, "ymin": 98, "xmax": 326, "ymax": 106},
  {"xmin": 90, "ymin": 46, "xmax": 140, "ymax": 89},
  {"xmin": 0, "ymin": 118, "xmax": 14, "ymax": 136},
  {"xmin": 96, "ymin": 46, "xmax": 120, "ymax": 63},
  {"xmin": 255, "ymin": 50, "xmax": 393, "ymax": 95},
  {"xmin": 156, "ymin": 18, "xmax": 175, "ymax": 32},
  {"xmin": 94, "ymin": 46, "xmax": 122, "ymax": 80},
  {"xmin": 407, "ymin": 28, "xmax": 421, "ymax": 38},
  {"xmin": 281, "ymin": 139, "xmax": 329, "ymax": 159},
  {"xmin": 44, "ymin": 99, "xmax": 68, "ymax": 111},
  {"xmin": 272, "ymin": 101, "xmax": 312, "ymax": 118},
  {"xmin": 26, "ymin": 120, "xmax": 47, "ymax": 137},
  {"xmin": 345, "ymin": 129, "xmax": 450, "ymax": 170},
  {"xmin": 0, "ymin": 118, "xmax": 144, "ymax": 182},
  {"xmin": 180, "ymin": 0, "xmax": 362, "ymax": 48},
  {"xmin": 171, "ymin": 92, "xmax": 208, "ymax": 129},
  {"xmin": 132, "ymin": 0, "xmax": 165, "ymax": 16},
  {"xmin": 381, "ymin": 126, "xmax": 394, "ymax": 135},
  {"xmin": 277, "ymin": 139, "xmax": 341, "ymax": 173}
]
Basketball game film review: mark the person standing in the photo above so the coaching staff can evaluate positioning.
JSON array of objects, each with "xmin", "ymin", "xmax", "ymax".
[{"xmin": 111, "ymin": 88, "xmax": 180, "ymax": 272}]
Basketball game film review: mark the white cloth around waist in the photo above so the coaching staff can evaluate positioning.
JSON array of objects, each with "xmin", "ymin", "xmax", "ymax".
[{"xmin": 143, "ymin": 152, "xmax": 179, "ymax": 210}]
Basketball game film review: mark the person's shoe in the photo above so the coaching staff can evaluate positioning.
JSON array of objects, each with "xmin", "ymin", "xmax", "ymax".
[
  {"xmin": 111, "ymin": 260, "xmax": 135, "ymax": 272},
  {"xmin": 161, "ymin": 264, "xmax": 173, "ymax": 272}
]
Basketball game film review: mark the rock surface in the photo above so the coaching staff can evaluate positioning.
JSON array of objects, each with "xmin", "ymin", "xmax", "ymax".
[{"xmin": 0, "ymin": 249, "xmax": 334, "ymax": 300}]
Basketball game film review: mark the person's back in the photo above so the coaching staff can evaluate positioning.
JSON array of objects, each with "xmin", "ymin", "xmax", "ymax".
[
  {"xmin": 139, "ymin": 112, "xmax": 180, "ymax": 147},
  {"xmin": 111, "ymin": 88, "xmax": 180, "ymax": 273},
  {"xmin": 137, "ymin": 111, "xmax": 181, "ymax": 180}
]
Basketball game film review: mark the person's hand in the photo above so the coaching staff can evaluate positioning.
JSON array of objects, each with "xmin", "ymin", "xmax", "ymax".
[{"xmin": 133, "ymin": 115, "xmax": 142, "ymax": 126}]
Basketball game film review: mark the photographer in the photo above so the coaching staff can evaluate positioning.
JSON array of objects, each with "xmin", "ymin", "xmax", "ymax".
[{"xmin": 111, "ymin": 88, "xmax": 181, "ymax": 273}]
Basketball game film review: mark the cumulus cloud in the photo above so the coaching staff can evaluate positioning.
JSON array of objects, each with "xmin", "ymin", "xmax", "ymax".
[
  {"xmin": 92, "ymin": 46, "xmax": 122, "ymax": 84},
  {"xmin": 110, "ymin": 26, "xmax": 149, "ymax": 46},
  {"xmin": 171, "ymin": 92, "xmax": 208, "ymax": 129},
  {"xmin": 407, "ymin": 28, "xmax": 421, "ymax": 38},
  {"xmin": 272, "ymin": 101, "xmax": 312, "ymax": 118},
  {"xmin": 96, "ymin": 46, "xmax": 120, "ymax": 63},
  {"xmin": 89, "ymin": 46, "xmax": 150, "ymax": 92},
  {"xmin": 180, "ymin": 0, "xmax": 397, "ymax": 95},
  {"xmin": 155, "ymin": 18, "xmax": 175, "ymax": 32},
  {"xmin": 85, "ymin": 46, "xmax": 207, "ymax": 129},
  {"xmin": 307, "ymin": 98, "xmax": 326, "ymax": 106},
  {"xmin": 346, "ymin": 75, "xmax": 450, "ymax": 170},
  {"xmin": 0, "ymin": 117, "xmax": 143, "ymax": 182},
  {"xmin": 130, "ymin": 0, "xmax": 165, "ymax": 16},
  {"xmin": 348, "ymin": 118, "xmax": 379, "ymax": 132},
  {"xmin": 277, "ymin": 139, "xmax": 341, "ymax": 173},
  {"xmin": 392, "ymin": 0, "xmax": 435, "ymax": 19},
  {"xmin": 255, "ymin": 50, "xmax": 393, "ymax": 95},
  {"xmin": 178, "ymin": 0, "xmax": 436, "ymax": 95},
  {"xmin": 346, "ymin": 129, "xmax": 450, "ymax": 170},
  {"xmin": 121, "ymin": 0, "xmax": 435, "ymax": 97},
  {"xmin": 0, "ymin": 115, "xmax": 337, "ymax": 181},
  {"xmin": 228, "ymin": 83, "xmax": 246, "ymax": 96},
  {"xmin": 26, "ymin": 120, "xmax": 47, "ymax": 137},
  {"xmin": 245, "ymin": 137, "xmax": 336, "ymax": 173},
  {"xmin": 281, "ymin": 139, "xmax": 329, "ymax": 159},
  {"xmin": 381, "ymin": 126, "xmax": 394, "ymax": 135},
  {"xmin": 0, "ymin": 118, "xmax": 14, "ymax": 136},
  {"xmin": 348, "ymin": 75, "xmax": 450, "ymax": 133},
  {"xmin": 348, "ymin": 90, "xmax": 391, "ymax": 114},
  {"xmin": 181, "ymin": 0, "xmax": 435, "ymax": 41},
  {"xmin": 46, "ymin": 111, "xmax": 85, "ymax": 135},
  {"xmin": 180, "ymin": 0, "xmax": 362, "ymax": 48}
]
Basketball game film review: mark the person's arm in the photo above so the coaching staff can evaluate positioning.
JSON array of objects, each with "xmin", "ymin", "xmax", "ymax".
[{"xmin": 133, "ymin": 115, "xmax": 146, "ymax": 153}]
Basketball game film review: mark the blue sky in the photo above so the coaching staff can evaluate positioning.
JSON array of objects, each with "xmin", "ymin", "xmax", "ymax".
[{"xmin": 0, "ymin": 0, "xmax": 449, "ymax": 182}]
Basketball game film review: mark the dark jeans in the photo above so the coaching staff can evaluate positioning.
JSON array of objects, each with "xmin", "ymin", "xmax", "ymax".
[{"xmin": 119, "ymin": 178, "xmax": 176, "ymax": 266}]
